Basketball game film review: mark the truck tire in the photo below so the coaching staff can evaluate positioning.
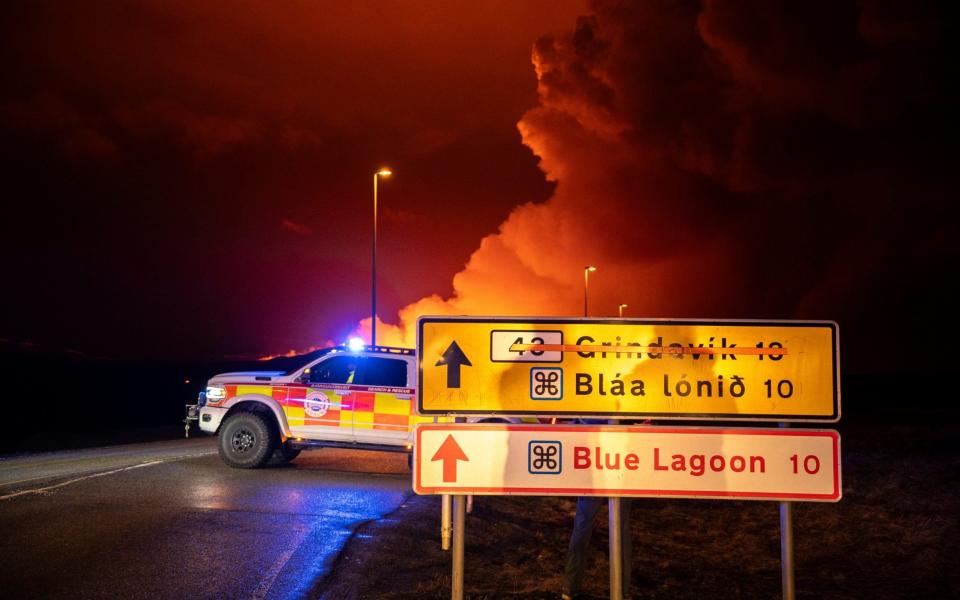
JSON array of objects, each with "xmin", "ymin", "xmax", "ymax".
[
  {"xmin": 267, "ymin": 441, "xmax": 302, "ymax": 467},
  {"xmin": 218, "ymin": 412, "xmax": 278, "ymax": 468}
]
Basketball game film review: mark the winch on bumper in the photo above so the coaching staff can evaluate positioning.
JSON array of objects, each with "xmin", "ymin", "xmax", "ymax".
[
  {"xmin": 185, "ymin": 389, "xmax": 228, "ymax": 438},
  {"xmin": 184, "ymin": 403, "xmax": 226, "ymax": 438},
  {"xmin": 184, "ymin": 404, "xmax": 200, "ymax": 437}
]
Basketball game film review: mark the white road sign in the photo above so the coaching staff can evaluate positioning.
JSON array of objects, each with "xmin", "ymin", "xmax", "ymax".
[{"xmin": 413, "ymin": 424, "xmax": 841, "ymax": 502}]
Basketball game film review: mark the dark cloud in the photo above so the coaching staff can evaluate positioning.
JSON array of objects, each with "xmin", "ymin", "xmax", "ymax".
[
  {"xmin": 372, "ymin": 0, "xmax": 954, "ymax": 373},
  {"xmin": 0, "ymin": 1, "xmax": 584, "ymax": 359},
  {"xmin": 2, "ymin": 0, "xmax": 952, "ymax": 372},
  {"xmin": 279, "ymin": 218, "xmax": 312, "ymax": 236}
]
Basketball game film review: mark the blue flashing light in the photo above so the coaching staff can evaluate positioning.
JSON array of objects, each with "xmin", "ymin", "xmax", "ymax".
[{"xmin": 347, "ymin": 337, "xmax": 366, "ymax": 352}]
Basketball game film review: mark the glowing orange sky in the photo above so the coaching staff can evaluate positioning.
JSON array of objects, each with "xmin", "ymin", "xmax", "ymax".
[
  {"xmin": 1, "ymin": 0, "xmax": 954, "ymax": 374},
  {"xmin": 0, "ymin": 1, "xmax": 586, "ymax": 358},
  {"xmin": 361, "ymin": 0, "xmax": 956, "ymax": 377}
]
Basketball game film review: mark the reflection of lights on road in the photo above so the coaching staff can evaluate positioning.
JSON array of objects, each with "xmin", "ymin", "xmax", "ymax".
[
  {"xmin": 188, "ymin": 482, "xmax": 229, "ymax": 509},
  {"xmin": 182, "ymin": 469, "xmax": 413, "ymax": 600}
]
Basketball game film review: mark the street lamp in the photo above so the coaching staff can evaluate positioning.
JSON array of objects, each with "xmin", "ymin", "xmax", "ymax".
[
  {"xmin": 583, "ymin": 265, "xmax": 597, "ymax": 317},
  {"xmin": 618, "ymin": 303, "xmax": 628, "ymax": 318},
  {"xmin": 372, "ymin": 168, "xmax": 392, "ymax": 346}
]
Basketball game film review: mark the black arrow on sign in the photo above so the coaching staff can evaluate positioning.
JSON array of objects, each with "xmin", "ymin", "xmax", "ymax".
[{"xmin": 435, "ymin": 341, "xmax": 472, "ymax": 388}]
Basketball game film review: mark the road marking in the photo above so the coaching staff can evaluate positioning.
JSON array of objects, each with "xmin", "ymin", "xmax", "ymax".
[
  {"xmin": 249, "ymin": 526, "xmax": 311, "ymax": 600},
  {"xmin": 0, "ymin": 451, "xmax": 215, "ymax": 501},
  {"xmin": 1, "ymin": 472, "xmax": 81, "ymax": 487},
  {"xmin": 0, "ymin": 450, "xmax": 217, "ymax": 487}
]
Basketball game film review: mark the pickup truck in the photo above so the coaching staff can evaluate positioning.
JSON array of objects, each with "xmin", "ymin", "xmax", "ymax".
[{"xmin": 185, "ymin": 345, "xmax": 451, "ymax": 468}]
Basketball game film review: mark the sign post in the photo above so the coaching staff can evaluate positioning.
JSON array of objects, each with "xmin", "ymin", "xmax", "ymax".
[
  {"xmin": 779, "ymin": 422, "xmax": 796, "ymax": 600},
  {"xmin": 781, "ymin": 497, "xmax": 795, "ymax": 600},
  {"xmin": 441, "ymin": 494, "xmax": 452, "ymax": 551},
  {"xmin": 609, "ymin": 496, "xmax": 623, "ymax": 600},
  {"xmin": 452, "ymin": 495, "xmax": 466, "ymax": 600}
]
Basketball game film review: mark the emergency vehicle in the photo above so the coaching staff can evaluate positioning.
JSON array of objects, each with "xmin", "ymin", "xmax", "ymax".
[{"xmin": 185, "ymin": 344, "xmax": 451, "ymax": 468}]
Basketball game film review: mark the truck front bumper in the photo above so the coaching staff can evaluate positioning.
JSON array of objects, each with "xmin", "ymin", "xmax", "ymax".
[
  {"xmin": 198, "ymin": 406, "xmax": 227, "ymax": 434},
  {"xmin": 184, "ymin": 404, "xmax": 226, "ymax": 437}
]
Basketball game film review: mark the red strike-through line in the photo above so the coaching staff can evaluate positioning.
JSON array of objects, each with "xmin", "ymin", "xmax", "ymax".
[{"xmin": 509, "ymin": 344, "xmax": 788, "ymax": 356}]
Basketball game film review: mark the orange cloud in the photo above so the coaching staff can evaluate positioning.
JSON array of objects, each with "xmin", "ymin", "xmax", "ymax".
[{"xmin": 358, "ymin": 0, "xmax": 953, "ymax": 378}]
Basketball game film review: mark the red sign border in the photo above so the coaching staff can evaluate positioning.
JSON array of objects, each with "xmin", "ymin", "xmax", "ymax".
[{"xmin": 414, "ymin": 424, "xmax": 841, "ymax": 502}]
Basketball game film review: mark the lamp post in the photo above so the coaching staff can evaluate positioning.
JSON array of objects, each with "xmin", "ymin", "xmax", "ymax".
[
  {"xmin": 618, "ymin": 303, "xmax": 628, "ymax": 318},
  {"xmin": 372, "ymin": 168, "xmax": 392, "ymax": 346},
  {"xmin": 583, "ymin": 265, "xmax": 597, "ymax": 317}
]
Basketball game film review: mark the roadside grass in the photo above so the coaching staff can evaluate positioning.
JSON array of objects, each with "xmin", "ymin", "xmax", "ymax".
[{"xmin": 315, "ymin": 412, "xmax": 959, "ymax": 599}]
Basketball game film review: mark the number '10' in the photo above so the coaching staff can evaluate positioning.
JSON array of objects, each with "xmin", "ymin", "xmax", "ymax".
[
  {"xmin": 790, "ymin": 454, "xmax": 820, "ymax": 474},
  {"xmin": 764, "ymin": 379, "xmax": 793, "ymax": 398}
]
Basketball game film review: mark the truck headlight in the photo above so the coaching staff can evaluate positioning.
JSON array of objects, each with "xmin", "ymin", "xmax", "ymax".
[{"xmin": 206, "ymin": 385, "xmax": 226, "ymax": 401}]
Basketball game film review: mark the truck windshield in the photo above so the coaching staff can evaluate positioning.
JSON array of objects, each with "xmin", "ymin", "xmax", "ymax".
[{"xmin": 257, "ymin": 347, "xmax": 338, "ymax": 375}]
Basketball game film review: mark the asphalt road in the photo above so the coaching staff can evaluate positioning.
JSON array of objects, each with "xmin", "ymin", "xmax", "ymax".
[{"xmin": 0, "ymin": 438, "xmax": 414, "ymax": 599}]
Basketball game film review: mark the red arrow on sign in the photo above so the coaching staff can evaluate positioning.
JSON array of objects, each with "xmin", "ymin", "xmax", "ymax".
[{"xmin": 431, "ymin": 434, "xmax": 469, "ymax": 482}]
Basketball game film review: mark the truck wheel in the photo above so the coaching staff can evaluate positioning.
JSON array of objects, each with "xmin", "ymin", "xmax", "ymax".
[
  {"xmin": 218, "ymin": 412, "xmax": 277, "ymax": 468},
  {"xmin": 267, "ymin": 441, "xmax": 302, "ymax": 467}
]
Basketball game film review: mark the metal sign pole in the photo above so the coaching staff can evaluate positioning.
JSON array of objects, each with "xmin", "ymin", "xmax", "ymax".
[
  {"xmin": 779, "ymin": 422, "xmax": 795, "ymax": 600},
  {"xmin": 780, "ymin": 500, "xmax": 795, "ymax": 600},
  {"xmin": 443, "ymin": 416, "xmax": 466, "ymax": 553},
  {"xmin": 441, "ymin": 494, "xmax": 452, "ymax": 551},
  {"xmin": 607, "ymin": 416, "xmax": 624, "ymax": 600},
  {"xmin": 609, "ymin": 497, "xmax": 623, "ymax": 600},
  {"xmin": 451, "ymin": 495, "xmax": 466, "ymax": 600}
]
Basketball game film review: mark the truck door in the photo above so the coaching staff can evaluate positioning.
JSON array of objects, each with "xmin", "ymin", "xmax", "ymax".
[
  {"xmin": 352, "ymin": 356, "xmax": 414, "ymax": 445},
  {"xmin": 288, "ymin": 355, "xmax": 361, "ymax": 442}
]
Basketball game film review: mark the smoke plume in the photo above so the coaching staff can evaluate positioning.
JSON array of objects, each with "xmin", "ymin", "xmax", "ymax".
[{"xmin": 361, "ymin": 0, "xmax": 953, "ymax": 372}]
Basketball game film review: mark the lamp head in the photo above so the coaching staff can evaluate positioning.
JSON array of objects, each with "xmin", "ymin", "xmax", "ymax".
[
  {"xmin": 376, "ymin": 168, "xmax": 392, "ymax": 177},
  {"xmin": 585, "ymin": 265, "xmax": 597, "ymax": 272}
]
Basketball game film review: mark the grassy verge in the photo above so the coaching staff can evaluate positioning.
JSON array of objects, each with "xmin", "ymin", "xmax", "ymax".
[{"xmin": 316, "ymin": 412, "xmax": 959, "ymax": 599}]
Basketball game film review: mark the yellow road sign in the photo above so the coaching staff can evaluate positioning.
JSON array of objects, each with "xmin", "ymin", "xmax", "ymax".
[{"xmin": 417, "ymin": 317, "xmax": 839, "ymax": 422}]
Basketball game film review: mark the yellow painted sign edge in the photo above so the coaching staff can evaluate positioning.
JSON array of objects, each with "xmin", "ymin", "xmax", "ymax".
[{"xmin": 416, "ymin": 316, "xmax": 840, "ymax": 423}]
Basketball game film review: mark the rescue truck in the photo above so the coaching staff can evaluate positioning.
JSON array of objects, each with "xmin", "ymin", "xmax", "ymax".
[{"xmin": 185, "ymin": 344, "xmax": 451, "ymax": 468}]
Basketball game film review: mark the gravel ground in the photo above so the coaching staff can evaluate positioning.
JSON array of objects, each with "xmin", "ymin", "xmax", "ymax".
[{"xmin": 315, "ymin": 409, "xmax": 959, "ymax": 599}]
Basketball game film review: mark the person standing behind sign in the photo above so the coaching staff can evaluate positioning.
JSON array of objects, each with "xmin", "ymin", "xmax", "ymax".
[
  {"xmin": 562, "ymin": 497, "xmax": 632, "ymax": 599},
  {"xmin": 562, "ymin": 418, "xmax": 633, "ymax": 599}
]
